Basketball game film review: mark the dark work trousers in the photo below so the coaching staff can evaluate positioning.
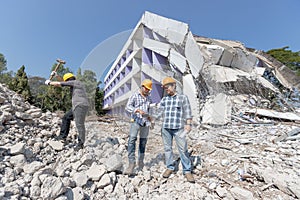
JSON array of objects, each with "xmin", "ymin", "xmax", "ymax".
[
  {"xmin": 60, "ymin": 109, "xmax": 74, "ymax": 138},
  {"xmin": 73, "ymin": 105, "xmax": 89, "ymax": 144}
]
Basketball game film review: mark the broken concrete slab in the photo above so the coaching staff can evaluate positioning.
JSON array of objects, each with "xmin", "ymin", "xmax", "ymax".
[
  {"xmin": 183, "ymin": 74, "xmax": 199, "ymax": 121},
  {"xmin": 219, "ymin": 48, "xmax": 234, "ymax": 67},
  {"xmin": 231, "ymin": 48, "xmax": 257, "ymax": 73},
  {"xmin": 246, "ymin": 108, "xmax": 300, "ymax": 121},
  {"xmin": 185, "ymin": 31, "xmax": 205, "ymax": 77},
  {"xmin": 200, "ymin": 93, "xmax": 232, "ymax": 125}
]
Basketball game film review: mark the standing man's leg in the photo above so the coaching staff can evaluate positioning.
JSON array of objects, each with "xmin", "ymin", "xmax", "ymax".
[
  {"xmin": 73, "ymin": 105, "xmax": 88, "ymax": 147},
  {"xmin": 174, "ymin": 129, "xmax": 192, "ymax": 173},
  {"xmin": 58, "ymin": 109, "xmax": 74, "ymax": 140},
  {"xmin": 138, "ymin": 126, "xmax": 149, "ymax": 169},
  {"xmin": 161, "ymin": 128, "xmax": 175, "ymax": 178},
  {"xmin": 124, "ymin": 122, "xmax": 140, "ymax": 175},
  {"xmin": 174, "ymin": 129, "xmax": 195, "ymax": 183}
]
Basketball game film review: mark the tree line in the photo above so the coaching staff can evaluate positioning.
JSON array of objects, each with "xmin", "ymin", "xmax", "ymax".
[
  {"xmin": 266, "ymin": 47, "xmax": 300, "ymax": 76},
  {"xmin": 0, "ymin": 53, "xmax": 105, "ymax": 116}
]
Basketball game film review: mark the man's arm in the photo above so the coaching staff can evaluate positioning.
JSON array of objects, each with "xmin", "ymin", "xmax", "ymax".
[
  {"xmin": 183, "ymin": 95, "xmax": 193, "ymax": 131},
  {"xmin": 125, "ymin": 94, "xmax": 136, "ymax": 113},
  {"xmin": 49, "ymin": 81, "xmax": 61, "ymax": 87}
]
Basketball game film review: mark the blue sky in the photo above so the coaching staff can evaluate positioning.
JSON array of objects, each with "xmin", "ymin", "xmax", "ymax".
[{"xmin": 1, "ymin": 0, "xmax": 299, "ymax": 81}]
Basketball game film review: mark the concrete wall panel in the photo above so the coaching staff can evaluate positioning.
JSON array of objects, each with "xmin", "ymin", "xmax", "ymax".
[
  {"xmin": 185, "ymin": 32, "xmax": 204, "ymax": 77},
  {"xmin": 208, "ymin": 65, "xmax": 251, "ymax": 83},
  {"xmin": 142, "ymin": 11, "xmax": 188, "ymax": 45},
  {"xmin": 231, "ymin": 48, "xmax": 257, "ymax": 73},
  {"xmin": 200, "ymin": 93, "xmax": 232, "ymax": 125},
  {"xmin": 183, "ymin": 74, "xmax": 199, "ymax": 122},
  {"xmin": 169, "ymin": 48, "xmax": 186, "ymax": 73},
  {"xmin": 199, "ymin": 44, "xmax": 224, "ymax": 65},
  {"xmin": 219, "ymin": 49, "xmax": 234, "ymax": 67},
  {"xmin": 143, "ymin": 38, "xmax": 170, "ymax": 57}
]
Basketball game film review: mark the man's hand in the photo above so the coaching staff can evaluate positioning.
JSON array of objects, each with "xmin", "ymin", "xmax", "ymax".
[
  {"xmin": 50, "ymin": 71, "xmax": 57, "ymax": 76},
  {"xmin": 136, "ymin": 109, "xmax": 145, "ymax": 115},
  {"xmin": 184, "ymin": 124, "xmax": 192, "ymax": 132},
  {"xmin": 45, "ymin": 80, "xmax": 51, "ymax": 85}
]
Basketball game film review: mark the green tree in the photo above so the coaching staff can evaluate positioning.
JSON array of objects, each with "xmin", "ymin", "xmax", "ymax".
[
  {"xmin": 266, "ymin": 47, "xmax": 300, "ymax": 76},
  {"xmin": 32, "ymin": 63, "xmax": 72, "ymax": 112},
  {"xmin": 76, "ymin": 68, "xmax": 83, "ymax": 80},
  {"xmin": 45, "ymin": 63, "xmax": 72, "ymax": 112},
  {"xmin": 0, "ymin": 53, "xmax": 7, "ymax": 74},
  {"xmin": 0, "ymin": 71, "xmax": 13, "ymax": 85},
  {"xmin": 95, "ymin": 83, "xmax": 105, "ymax": 116},
  {"xmin": 9, "ymin": 65, "xmax": 32, "ymax": 103},
  {"xmin": 0, "ymin": 53, "xmax": 13, "ymax": 85}
]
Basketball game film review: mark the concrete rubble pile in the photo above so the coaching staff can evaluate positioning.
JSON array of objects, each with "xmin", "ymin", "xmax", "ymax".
[
  {"xmin": 1, "ymin": 82, "xmax": 300, "ymax": 199},
  {"xmin": 193, "ymin": 36, "xmax": 300, "ymax": 126},
  {"xmin": 160, "ymin": 32, "xmax": 300, "ymax": 125}
]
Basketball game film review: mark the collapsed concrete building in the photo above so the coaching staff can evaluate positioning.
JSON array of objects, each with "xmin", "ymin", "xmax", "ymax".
[{"xmin": 103, "ymin": 11, "xmax": 300, "ymax": 125}]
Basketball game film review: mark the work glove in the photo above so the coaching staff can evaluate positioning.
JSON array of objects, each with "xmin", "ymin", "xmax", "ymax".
[
  {"xmin": 45, "ymin": 80, "xmax": 51, "ymax": 85},
  {"xmin": 50, "ymin": 71, "xmax": 57, "ymax": 76}
]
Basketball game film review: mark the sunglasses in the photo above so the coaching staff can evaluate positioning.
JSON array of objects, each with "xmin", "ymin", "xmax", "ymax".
[
  {"xmin": 142, "ymin": 86, "xmax": 151, "ymax": 91},
  {"xmin": 163, "ymin": 84, "xmax": 173, "ymax": 89}
]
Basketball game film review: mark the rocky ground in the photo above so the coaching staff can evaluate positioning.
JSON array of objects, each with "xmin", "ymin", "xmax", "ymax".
[{"xmin": 1, "ymin": 83, "xmax": 300, "ymax": 200}]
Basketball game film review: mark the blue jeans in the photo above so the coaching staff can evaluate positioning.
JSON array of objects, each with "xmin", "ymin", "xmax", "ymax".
[
  {"xmin": 161, "ymin": 128, "xmax": 191, "ymax": 174},
  {"xmin": 127, "ymin": 121, "xmax": 149, "ymax": 164}
]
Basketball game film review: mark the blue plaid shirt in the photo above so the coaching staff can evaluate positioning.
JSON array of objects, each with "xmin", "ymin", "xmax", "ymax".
[
  {"xmin": 157, "ymin": 93, "xmax": 192, "ymax": 129},
  {"xmin": 126, "ymin": 91, "xmax": 152, "ymax": 126}
]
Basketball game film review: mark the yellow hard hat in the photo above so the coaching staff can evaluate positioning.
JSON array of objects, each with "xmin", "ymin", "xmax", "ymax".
[
  {"xmin": 63, "ymin": 73, "xmax": 75, "ymax": 81},
  {"xmin": 142, "ymin": 79, "xmax": 152, "ymax": 90},
  {"xmin": 162, "ymin": 77, "xmax": 176, "ymax": 86}
]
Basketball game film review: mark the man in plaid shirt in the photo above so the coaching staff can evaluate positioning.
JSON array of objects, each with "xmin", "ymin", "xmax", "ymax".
[
  {"xmin": 155, "ymin": 76, "xmax": 195, "ymax": 183},
  {"xmin": 123, "ymin": 79, "xmax": 153, "ymax": 176}
]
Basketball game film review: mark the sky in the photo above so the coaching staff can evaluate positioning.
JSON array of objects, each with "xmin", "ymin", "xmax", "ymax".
[{"xmin": 1, "ymin": 0, "xmax": 300, "ymax": 81}]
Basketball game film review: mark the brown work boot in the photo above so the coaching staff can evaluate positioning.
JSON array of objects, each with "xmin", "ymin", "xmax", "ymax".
[
  {"xmin": 123, "ymin": 163, "xmax": 135, "ymax": 176},
  {"xmin": 162, "ymin": 169, "xmax": 173, "ymax": 178},
  {"xmin": 185, "ymin": 172, "xmax": 195, "ymax": 183}
]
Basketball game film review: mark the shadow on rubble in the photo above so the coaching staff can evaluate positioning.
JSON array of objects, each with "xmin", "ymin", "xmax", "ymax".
[
  {"xmin": 144, "ymin": 153, "xmax": 182, "ymax": 174},
  {"xmin": 64, "ymin": 188, "xmax": 91, "ymax": 200},
  {"xmin": 0, "ymin": 147, "xmax": 8, "ymax": 162},
  {"xmin": 145, "ymin": 153, "xmax": 165, "ymax": 169},
  {"xmin": 145, "ymin": 152, "xmax": 201, "ymax": 173}
]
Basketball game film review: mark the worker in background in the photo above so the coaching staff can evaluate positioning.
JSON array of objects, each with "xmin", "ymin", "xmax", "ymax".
[
  {"xmin": 154, "ymin": 76, "xmax": 195, "ymax": 183},
  {"xmin": 45, "ymin": 72, "xmax": 89, "ymax": 150},
  {"xmin": 124, "ymin": 79, "xmax": 153, "ymax": 176}
]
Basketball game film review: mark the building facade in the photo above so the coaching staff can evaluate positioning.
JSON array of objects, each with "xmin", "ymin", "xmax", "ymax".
[{"xmin": 103, "ymin": 11, "xmax": 200, "ymax": 119}]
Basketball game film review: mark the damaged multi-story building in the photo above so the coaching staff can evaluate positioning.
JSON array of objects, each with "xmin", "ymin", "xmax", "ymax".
[{"xmin": 103, "ymin": 11, "xmax": 300, "ymax": 125}]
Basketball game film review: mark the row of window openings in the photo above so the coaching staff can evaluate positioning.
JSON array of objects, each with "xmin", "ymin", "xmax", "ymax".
[
  {"xmin": 104, "ymin": 83, "xmax": 132, "ymax": 105},
  {"xmin": 105, "ymin": 48, "xmax": 169, "ymax": 103},
  {"xmin": 105, "ymin": 46, "xmax": 167, "ymax": 87},
  {"xmin": 104, "ymin": 66, "xmax": 132, "ymax": 94},
  {"xmin": 107, "ymin": 106, "xmax": 129, "ymax": 116},
  {"xmin": 105, "ymin": 49, "xmax": 133, "ymax": 85},
  {"xmin": 105, "ymin": 46, "xmax": 169, "ymax": 91},
  {"xmin": 105, "ymin": 25, "xmax": 170, "ymax": 86}
]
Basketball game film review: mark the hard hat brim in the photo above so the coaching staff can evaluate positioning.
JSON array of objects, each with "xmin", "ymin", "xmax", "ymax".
[{"xmin": 143, "ymin": 85, "xmax": 152, "ymax": 90}]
